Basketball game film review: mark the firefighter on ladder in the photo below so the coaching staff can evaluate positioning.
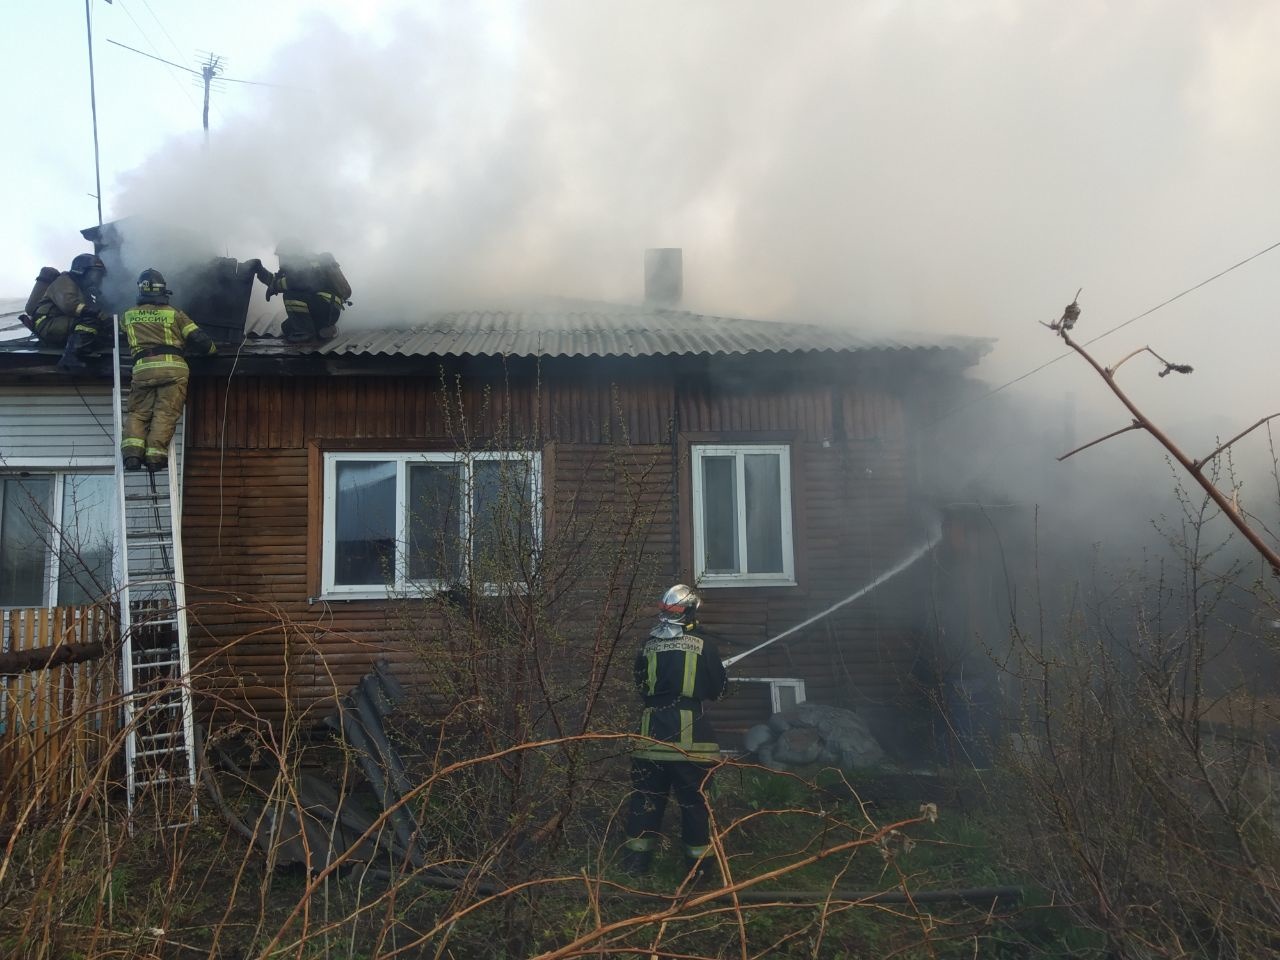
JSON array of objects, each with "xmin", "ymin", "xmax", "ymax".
[
  {"xmin": 120, "ymin": 269, "xmax": 216, "ymax": 472},
  {"xmin": 622, "ymin": 584, "xmax": 730, "ymax": 884}
]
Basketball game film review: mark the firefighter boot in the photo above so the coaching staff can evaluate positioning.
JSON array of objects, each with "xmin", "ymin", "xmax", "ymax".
[
  {"xmin": 56, "ymin": 333, "xmax": 91, "ymax": 374},
  {"xmin": 684, "ymin": 853, "xmax": 716, "ymax": 889},
  {"xmin": 620, "ymin": 849, "xmax": 653, "ymax": 877},
  {"xmin": 145, "ymin": 454, "xmax": 168, "ymax": 472},
  {"xmin": 123, "ymin": 455, "xmax": 143, "ymax": 472}
]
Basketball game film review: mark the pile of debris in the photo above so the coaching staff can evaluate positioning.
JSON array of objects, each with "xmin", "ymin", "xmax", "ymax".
[
  {"xmin": 208, "ymin": 660, "xmax": 429, "ymax": 874},
  {"xmin": 743, "ymin": 702, "xmax": 885, "ymax": 771}
]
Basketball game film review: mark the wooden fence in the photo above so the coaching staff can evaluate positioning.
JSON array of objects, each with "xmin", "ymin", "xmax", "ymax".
[{"xmin": 0, "ymin": 604, "xmax": 119, "ymax": 822}]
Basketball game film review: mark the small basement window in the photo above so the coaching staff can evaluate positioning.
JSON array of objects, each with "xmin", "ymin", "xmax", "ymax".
[
  {"xmin": 734, "ymin": 677, "xmax": 808, "ymax": 714},
  {"xmin": 690, "ymin": 443, "xmax": 795, "ymax": 587},
  {"xmin": 321, "ymin": 451, "xmax": 541, "ymax": 598}
]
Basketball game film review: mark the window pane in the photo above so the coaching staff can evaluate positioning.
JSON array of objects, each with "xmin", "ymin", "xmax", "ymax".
[
  {"xmin": 334, "ymin": 461, "xmax": 396, "ymax": 586},
  {"xmin": 744, "ymin": 453, "xmax": 784, "ymax": 573},
  {"xmin": 407, "ymin": 463, "xmax": 463, "ymax": 583},
  {"xmin": 701, "ymin": 456, "xmax": 738, "ymax": 573},
  {"xmin": 1, "ymin": 477, "xmax": 53, "ymax": 607},
  {"xmin": 472, "ymin": 459, "xmax": 532, "ymax": 583},
  {"xmin": 58, "ymin": 474, "xmax": 116, "ymax": 605},
  {"xmin": 776, "ymin": 683, "xmax": 799, "ymax": 712}
]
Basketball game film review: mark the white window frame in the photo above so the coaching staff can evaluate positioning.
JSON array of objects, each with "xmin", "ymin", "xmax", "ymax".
[
  {"xmin": 0, "ymin": 469, "xmax": 116, "ymax": 609},
  {"xmin": 735, "ymin": 676, "xmax": 808, "ymax": 713},
  {"xmin": 321, "ymin": 451, "xmax": 542, "ymax": 599},
  {"xmin": 690, "ymin": 443, "xmax": 795, "ymax": 588}
]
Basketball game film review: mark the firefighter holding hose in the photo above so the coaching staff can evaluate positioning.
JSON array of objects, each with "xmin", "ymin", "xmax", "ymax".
[{"xmin": 622, "ymin": 584, "xmax": 729, "ymax": 884}]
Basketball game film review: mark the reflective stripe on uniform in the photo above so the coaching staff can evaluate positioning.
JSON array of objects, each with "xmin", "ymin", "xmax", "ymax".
[
  {"xmin": 646, "ymin": 652, "xmax": 658, "ymax": 695},
  {"xmin": 133, "ymin": 356, "xmax": 189, "ymax": 374},
  {"xmin": 631, "ymin": 743, "xmax": 721, "ymax": 762},
  {"xmin": 685, "ymin": 844, "xmax": 710, "ymax": 858},
  {"xmin": 633, "ymin": 708, "xmax": 720, "ymax": 762},
  {"xmin": 681, "ymin": 650, "xmax": 697, "ymax": 698},
  {"xmin": 625, "ymin": 837, "xmax": 657, "ymax": 852}
]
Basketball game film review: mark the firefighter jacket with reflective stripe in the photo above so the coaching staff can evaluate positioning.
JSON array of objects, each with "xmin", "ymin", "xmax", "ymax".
[
  {"xmin": 632, "ymin": 625, "xmax": 729, "ymax": 763},
  {"xmin": 273, "ymin": 254, "xmax": 351, "ymax": 303},
  {"xmin": 122, "ymin": 304, "xmax": 216, "ymax": 373},
  {"xmin": 32, "ymin": 273, "xmax": 89, "ymax": 325}
]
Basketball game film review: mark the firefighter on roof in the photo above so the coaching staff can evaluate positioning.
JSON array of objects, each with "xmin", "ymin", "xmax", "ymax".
[
  {"xmin": 22, "ymin": 254, "xmax": 108, "ymax": 372},
  {"xmin": 622, "ymin": 584, "xmax": 730, "ymax": 884},
  {"xmin": 120, "ymin": 269, "xmax": 216, "ymax": 472},
  {"xmin": 262, "ymin": 240, "xmax": 352, "ymax": 344}
]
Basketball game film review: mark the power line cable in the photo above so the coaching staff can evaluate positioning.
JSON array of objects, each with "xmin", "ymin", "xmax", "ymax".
[
  {"xmin": 933, "ymin": 238, "xmax": 1280, "ymax": 427},
  {"xmin": 110, "ymin": 0, "xmax": 201, "ymax": 113},
  {"xmin": 106, "ymin": 38, "xmax": 198, "ymax": 75},
  {"xmin": 137, "ymin": 0, "xmax": 185, "ymax": 60}
]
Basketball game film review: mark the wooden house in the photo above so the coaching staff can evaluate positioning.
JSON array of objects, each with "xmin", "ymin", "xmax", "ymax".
[{"xmin": 0, "ymin": 272, "xmax": 990, "ymax": 753}]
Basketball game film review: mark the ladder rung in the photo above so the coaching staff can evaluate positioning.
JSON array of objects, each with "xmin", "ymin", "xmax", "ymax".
[
  {"xmin": 125, "ymin": 493, "xmax": 170, "ymax": 502},
  {"xmin": 134, "ymin": 746, "xmax": 187, "ymax": 759},
  {"xmin": 133, "ymin": 776, "xmax": 193, "ymax": 789},
  {"xmin": 133, "ymin": 660, "xmax": 179, "ymax": 671}
]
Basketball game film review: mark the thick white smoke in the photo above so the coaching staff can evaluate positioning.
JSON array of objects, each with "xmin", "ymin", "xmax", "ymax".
[{"xmin": 105, "ymin": 1, "xmax": 1280, "ymax": 530}]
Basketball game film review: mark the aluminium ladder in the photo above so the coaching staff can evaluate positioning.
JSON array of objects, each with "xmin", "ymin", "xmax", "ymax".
[{"xmin": 110, "ymin": 314, "xmax": 199, "ymax": 825}]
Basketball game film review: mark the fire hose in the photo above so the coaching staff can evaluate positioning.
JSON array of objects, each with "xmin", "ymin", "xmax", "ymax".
[{"xmin": 722, "ymin": 525, "xmax": 943, "ymax": 670}]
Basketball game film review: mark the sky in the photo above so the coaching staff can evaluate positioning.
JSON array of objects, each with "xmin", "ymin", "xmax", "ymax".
[{"xmin": 4, "ymin": 0, "xmax": 1280, "ymax": 468}]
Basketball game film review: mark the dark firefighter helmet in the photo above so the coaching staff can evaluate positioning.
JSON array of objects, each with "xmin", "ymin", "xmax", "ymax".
[
  {"xmin": 659, "ymin": 584, "xmax": 701, "ymax": 626},
  {"xmin": 136, "ymin": 268, "xmax": 173, "ymax": 304},
  {"xmin": 69, "ymin": 253, "xmax": 106, "ymax": 276}
]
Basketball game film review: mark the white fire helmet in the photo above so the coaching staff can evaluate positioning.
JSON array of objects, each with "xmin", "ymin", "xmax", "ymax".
[{"xmin": 658, "ymin": 584, "xmax": 701, "ymax": 626}]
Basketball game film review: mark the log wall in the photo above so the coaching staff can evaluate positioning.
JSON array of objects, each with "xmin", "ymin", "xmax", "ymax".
[{"xmin": 182, "ymin": 356, "xmax": 931, "ymax": 746}]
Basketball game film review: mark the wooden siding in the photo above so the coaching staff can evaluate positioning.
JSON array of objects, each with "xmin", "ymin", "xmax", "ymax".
[
  {"xmin": 0, "ymin": 385, "xmax": 117, "ymax": 464},
  {"xmin": 182, "ymin": 363, "xmax": 928, "ymax": 744}
]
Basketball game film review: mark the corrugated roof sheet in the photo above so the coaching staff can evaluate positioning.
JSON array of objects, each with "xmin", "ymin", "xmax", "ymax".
[{"xmin": 246, "ymin": 301, "xmax": 991, "ymax": 361}]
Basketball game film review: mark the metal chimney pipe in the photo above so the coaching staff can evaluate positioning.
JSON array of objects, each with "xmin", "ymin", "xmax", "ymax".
[{"xmin": 644, "ymin": 248, "xmax": 682, "ymax": 307}]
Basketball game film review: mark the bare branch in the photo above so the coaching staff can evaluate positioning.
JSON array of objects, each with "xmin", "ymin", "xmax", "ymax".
[
  {"xmin": 1193, "ymin": 412, "xmax": 1280, "ymax": 470},
  {"xmin": 1106, "ymin": 345, "xmax": 1194, "ymax": 378},
  {"xmin": 1057, "ymin": 421, "xmax": 1143, "ymax": 462},
  {"xmin": 1057, "ymin": 328, "xmax": 1280, "ymax": 574}
]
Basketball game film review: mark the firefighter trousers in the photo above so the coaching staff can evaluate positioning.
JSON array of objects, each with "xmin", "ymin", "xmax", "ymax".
[
  {"xmin": 32, "ymin": 312, "xmax": 73, "ymax": 347},
  {"xmin": 123, "ymin": 365, "xmax": 189, "ymax": 464},
  {"xmin": 281, "ymin": 293, "xmax": 342, "ymax": 342},
  {"xmin": 623, "ymin": 758, "xmax": 714, "ymax": 859}
]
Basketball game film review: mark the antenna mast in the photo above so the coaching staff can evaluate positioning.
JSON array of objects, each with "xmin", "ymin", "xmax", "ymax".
[
  {"xmin": 85, "ymin": 0, "xmax": 103, "ymax": 226},
  {"xmin": 199, "ymin": 53, "xmax": 223, "ymax": 144}
]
